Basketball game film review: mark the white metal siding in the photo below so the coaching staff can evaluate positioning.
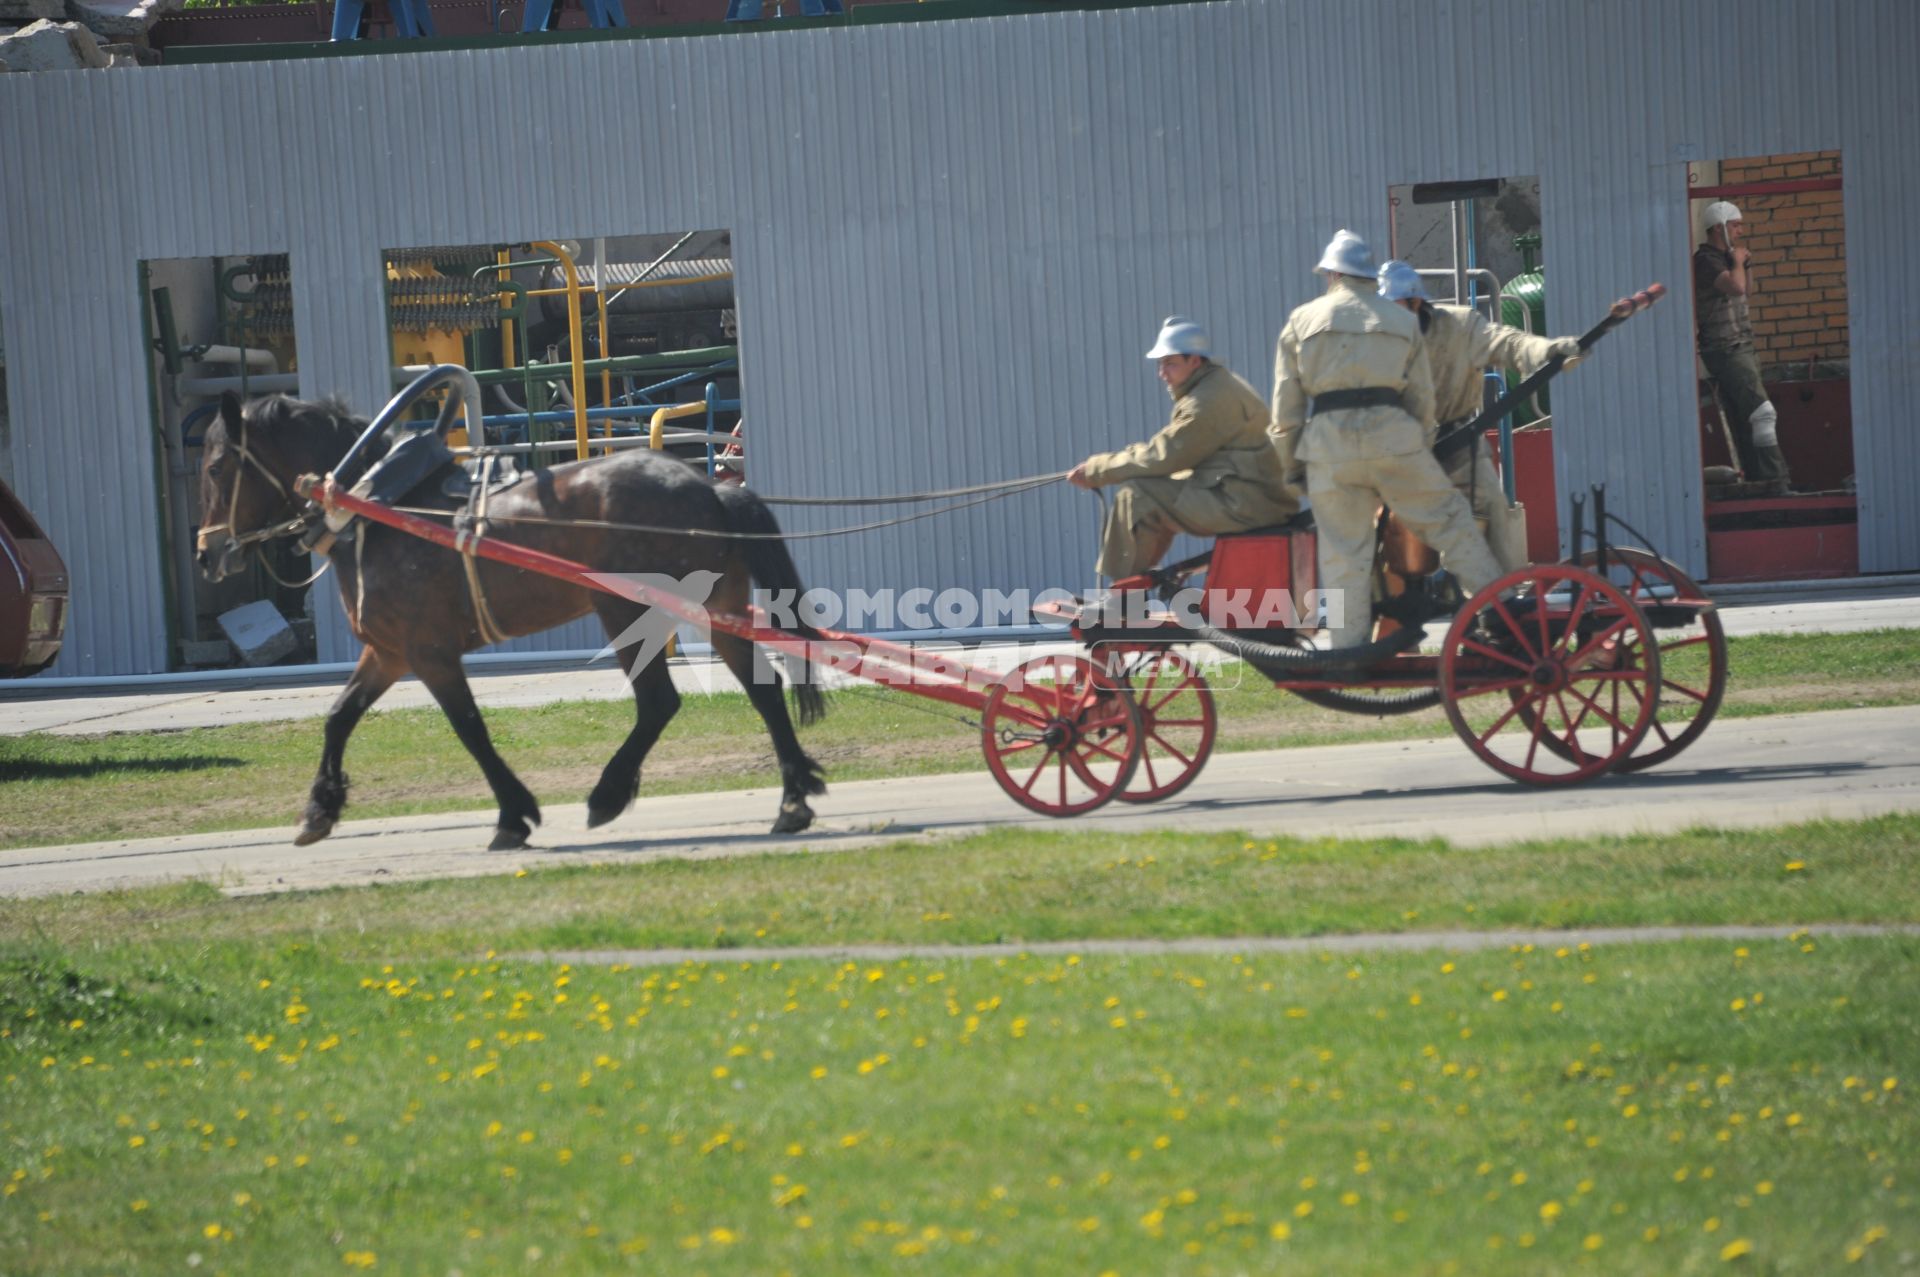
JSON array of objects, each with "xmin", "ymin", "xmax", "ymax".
[{"xmin": 1, "ymin": 0, "xmax": 1913, "ymax": 676}]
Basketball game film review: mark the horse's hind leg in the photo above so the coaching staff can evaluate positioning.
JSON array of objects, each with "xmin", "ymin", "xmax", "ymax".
[
  {"xmin": 410, "ymin": 642, "xmax": 542, "ymax": 851},
  {"xmin": 297, "ymin": 647, "xmax": 403, "ymax": 846},
  {"xmin": 586, "ymin": 600, "xmax": 682, "ymax": 828},
  {"xmin": 710, "ymin": 631, "xmax": 826, "ymax": 834}
]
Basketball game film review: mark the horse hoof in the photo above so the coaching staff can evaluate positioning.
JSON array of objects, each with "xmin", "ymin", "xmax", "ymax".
[
  {"xmin": 585, "ymin": 803, "xmax": 625, "ymax": 830},
  {"xmin": 489, "ymin": 827, "xmax": 530, "ymax": 852},
  {"xmin": 770, "ymin": 803, "xmax": 814, "ymax": 835},
  {"xmin": 293, "ymin": 820, "xmax": 333, "ymax": 846}
]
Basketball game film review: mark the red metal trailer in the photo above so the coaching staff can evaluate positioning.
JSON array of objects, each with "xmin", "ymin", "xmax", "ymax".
[{"xmin": 0, "ymin": 475, "xmax": 68, "ymax": 678}]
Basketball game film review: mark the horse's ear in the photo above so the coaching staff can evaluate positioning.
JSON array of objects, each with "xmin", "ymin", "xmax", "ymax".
[{"xmin": 218, "ymin": 391, "xmax": 243, "ymax": 437}]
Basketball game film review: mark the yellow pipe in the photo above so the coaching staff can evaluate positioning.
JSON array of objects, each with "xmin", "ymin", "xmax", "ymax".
[
  {"xmin": 532, "ymin": 240, "xmax": 591, "ymax": 461},
  {"xmin": 519, "ymin": 272, "xmax": 733, "ymax": 298},
  {"xmin": 649, "ymin": 401, "xmax": 708, "ymax": 450}
]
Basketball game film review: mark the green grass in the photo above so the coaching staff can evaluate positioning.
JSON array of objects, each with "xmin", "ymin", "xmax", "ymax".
[
  {"xmin": 3, "ymin": 815, "xmax": 1916, "ymax": 1273},
  {"xmin": 2, "ymin": 812, "xmax": 1916, "ymax": 961},
  {"xmin": 1, "ymin": 934, "xmax": 1911, "ymax": 1274},
  {"xmin": 2, "ymin": 628, "xmax": 1916, "ymax": 850}
]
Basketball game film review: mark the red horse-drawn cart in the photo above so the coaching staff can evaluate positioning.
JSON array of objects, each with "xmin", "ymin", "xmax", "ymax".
[{"xmin": 289, "ymin": 279, "xmax": 1720, "ymax": 823}]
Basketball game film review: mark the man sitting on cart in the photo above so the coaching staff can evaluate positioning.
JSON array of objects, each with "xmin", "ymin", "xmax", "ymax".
[
  {"xmin": 1376, "ymin": 258, "xmax": 1586, "ymax": 571},
  {"xmin": 1067, "ymin": 316, "xmax": 1301, "ymax": 581},
  {"xmin": 1270, "ymin": 230, "xmax": 1504, "ymax": 650}
]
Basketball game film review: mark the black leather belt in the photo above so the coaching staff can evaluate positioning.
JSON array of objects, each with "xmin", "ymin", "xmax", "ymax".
[{"xmin": 1308, "ymin": 387, "xmax": 1402, "ymax": 415}]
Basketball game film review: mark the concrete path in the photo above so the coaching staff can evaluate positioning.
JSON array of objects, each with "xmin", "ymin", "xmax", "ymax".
[
  {"xmin": 5, "ymin": 705, "xmax": 1915, "ymax": 899},
  {"xmin": 524, "ymin": 922, "xmax": 1920, "ymax": 968}
]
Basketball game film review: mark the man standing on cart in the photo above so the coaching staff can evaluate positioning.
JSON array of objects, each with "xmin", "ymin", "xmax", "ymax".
[
  {"xmin": 1068, "ymin": 316, "xmax": 1301, "ymax": 580},
  {"xmin": 1270, "ymin": 230, "xmax": 1503, "ymax": 650},
  {"xmin": 1375, "ymin": 258, "xmax": 1587, "ymax": 571}
]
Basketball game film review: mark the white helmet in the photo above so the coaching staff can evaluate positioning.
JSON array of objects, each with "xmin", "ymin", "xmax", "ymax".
[
  {"xmin": 1145, "ymin": 315, "xmax": 1210, "ymax": 360},
  {"xmin": 1703, "ymin": 201, "xmax": 1743, "ymax": 231},
  {"xmin": 1376, "ymin": 259, "xmax": 1430, "ymax": 302},
  {"xmin": 1316, "ymin": 229, "xmax": 1377, "ymax": 278}
]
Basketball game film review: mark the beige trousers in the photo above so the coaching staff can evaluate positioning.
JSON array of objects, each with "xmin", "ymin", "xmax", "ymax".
[
  {"xmin": 1307, "ymin": 450, "xmax": 1504, "ymax": 648},
  {"xmin": 1447, "ymin": 447, "xmax": 1530, "ymax": 574},
  {"xmin": 1096, "ymin": 475, "xmax": 1278, "ymax": 579}
]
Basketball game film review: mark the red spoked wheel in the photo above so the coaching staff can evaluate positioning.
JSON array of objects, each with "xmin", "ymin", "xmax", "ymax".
[
  {"xmin": 1439, "ymin": 564, "xmax": 1661, "ymax": 786},
  {"xmin": 1569, "ymin": 548, "xmax": 1727, "ymax": 771},
  {"xmin": 1111, "ymin": 650, "xmax": 1217, "ymax": 803},
  {"xmin": 982, "ymin": 654, "xmax": 1143, "ymax": 816}
]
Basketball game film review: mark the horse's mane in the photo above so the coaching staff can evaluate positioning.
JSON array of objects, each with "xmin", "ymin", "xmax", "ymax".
[{"xmin": 245, "ymin": 394, "xmax": 385, "ymax": 468}]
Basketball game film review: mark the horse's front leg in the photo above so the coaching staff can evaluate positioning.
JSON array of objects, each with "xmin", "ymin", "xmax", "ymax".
[
  {"xmin": 410, "ymin": 643, "xmax": 542, "ymax": 851},
  {"xmin": 296, "ymin": 647, "xmax": 402, "ymax": 846}
]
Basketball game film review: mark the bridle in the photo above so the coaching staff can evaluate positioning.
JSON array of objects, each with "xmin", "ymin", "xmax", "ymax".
[{"xmin": 197, "ymin": 409, "xmax": 324, "ymax": 582}]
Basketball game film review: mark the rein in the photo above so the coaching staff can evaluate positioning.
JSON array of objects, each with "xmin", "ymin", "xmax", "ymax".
[{"xmin": 382, "ymin": 468, "xmax": 1069, "ymax": 541}]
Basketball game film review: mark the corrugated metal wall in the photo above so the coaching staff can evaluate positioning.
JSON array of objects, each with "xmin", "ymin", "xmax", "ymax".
[{"xmin": 2, "ymin": 0, "xmax": 1914, "ymax": 676}]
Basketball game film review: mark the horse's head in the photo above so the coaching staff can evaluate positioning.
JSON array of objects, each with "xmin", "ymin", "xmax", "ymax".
[{"xmin": 195, "ymin": 392, "xmax": 357, "ymax": 581}]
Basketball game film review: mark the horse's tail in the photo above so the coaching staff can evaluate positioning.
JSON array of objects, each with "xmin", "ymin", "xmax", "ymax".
[{"xmin": 713, "ymin": 484, "xmax": 827, "ymax": 726}]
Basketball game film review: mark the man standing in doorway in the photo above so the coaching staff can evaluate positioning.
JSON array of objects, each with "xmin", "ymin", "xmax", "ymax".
[
  {"xmin": 1270, "ymin": 230, "xmax": 1503, "ymax": 650},
  {"xmin": 1695, "ymin": 201, "xmax": 1793, "ymax": 493},
  {"xmin": 1069, "ymin": 316, "xmax": 1301, "ymax": 580}
]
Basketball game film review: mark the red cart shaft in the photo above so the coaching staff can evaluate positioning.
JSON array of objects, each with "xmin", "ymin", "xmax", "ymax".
[{"xmin": 312, "ymin": 480, "xmax": 1006, "ymax": 713}]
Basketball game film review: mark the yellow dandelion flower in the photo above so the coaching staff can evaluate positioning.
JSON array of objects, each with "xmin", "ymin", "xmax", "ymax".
[
  {"xmin": 1539, "ymin": 1201, "xmax": 1562, "ymax": 1222},
  {"xmin": 1583, "ymin": 1234, "xmax": 1604, "ymax": 1251},
  {"xmin": 1721, "ymin": 1237, "xmax": 1754, "ymax": 1260},
  {"xmin": 1783, "ymin": 861, "xmax": 1805, "ymax": 872},
  {"xmin": 1269, "ymin": 1221, "xmax": 1292, "ymax": 1241}
]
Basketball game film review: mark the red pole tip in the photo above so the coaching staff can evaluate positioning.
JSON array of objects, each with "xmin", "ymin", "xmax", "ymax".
[{"xmin": 1644, "ymin": 281, "xmax": 1668, "ymax": 301}]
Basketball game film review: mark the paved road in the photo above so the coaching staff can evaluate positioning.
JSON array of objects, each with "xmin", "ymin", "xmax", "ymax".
[{"xmin": 5, "ymin": 705, "xmax": 1915, "ymax": 899}]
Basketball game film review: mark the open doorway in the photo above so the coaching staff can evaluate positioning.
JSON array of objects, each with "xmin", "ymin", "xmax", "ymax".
[
  {"xmin": 1388, "ymin": 175, "xmax": 1559, "ymax": 564},
  {"xmin": 142, "ymin": 253, "xmax": 313, "ymax": 669},
  {"xmin": 378, "ymin": 232, "xmax": 742, "ymax": 479},
  {"xmin": 1687, "ymin": 150, "xmax": 1856, "ymax": 580}
]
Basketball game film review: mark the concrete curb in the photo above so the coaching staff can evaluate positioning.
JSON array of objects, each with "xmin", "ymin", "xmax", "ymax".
[{"xmin": 518, "ymin": 922, "xmax": 1920, "ymax": 968}]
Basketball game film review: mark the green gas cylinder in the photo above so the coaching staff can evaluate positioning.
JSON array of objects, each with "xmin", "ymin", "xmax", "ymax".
[{"xmin": 1499, "ymin": 233, "xmax": 1550, "ymax": 419}]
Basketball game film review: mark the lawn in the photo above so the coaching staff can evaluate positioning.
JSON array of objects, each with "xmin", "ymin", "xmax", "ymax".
[
  {"xmin": 1, "ymin": 933, "xmax": 1910, "ymax": 1274},
  {"xmin": 3, "ymin": 816, "xmax": 1917, "ymax": 959},
  {"xmin": 2, "ymin": 628, "xmax": 1917, "ymax": 850},
  {"xmin": 3, "ymin": 816, "xmax": 1916, "ymax": 1273}
]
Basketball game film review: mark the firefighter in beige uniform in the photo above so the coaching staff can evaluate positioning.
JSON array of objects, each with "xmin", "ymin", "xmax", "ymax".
[
  {"xmin": 1270, "ymin": 231, "xmax": 1503, "ymax": 650},
  {"xmin": 1376, "ymin": 259, "xmax": 1586, "ymax": 571},
  {"xmin": 1069, "ymin": 316, "xmax": 1301, "ymax": 579}
]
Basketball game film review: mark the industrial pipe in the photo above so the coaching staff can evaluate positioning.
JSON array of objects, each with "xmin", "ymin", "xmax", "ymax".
[
  {"xmin": 649, "ymin": 401, "xmax": 708, "ymax": 450},
  {"xmin": 532, "ymin": 240, "xmax": 592, "ymax": 461}
]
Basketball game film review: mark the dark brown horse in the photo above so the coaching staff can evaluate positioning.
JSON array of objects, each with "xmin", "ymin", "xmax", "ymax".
[{"xmin": 195, "ymin": 392, "xmax": 826, "ymax": 850}]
